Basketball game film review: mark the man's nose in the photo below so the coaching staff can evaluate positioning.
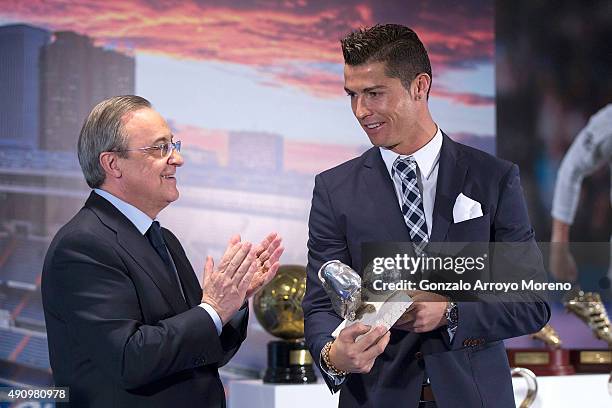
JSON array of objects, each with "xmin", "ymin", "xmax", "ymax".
[
  {"xmin": 354, "ymin": 95, "xmax": 371, "ymax": 120},
  {"xmin": 168, "ymin": 149, "xmax": 184, "ymax": 166}
]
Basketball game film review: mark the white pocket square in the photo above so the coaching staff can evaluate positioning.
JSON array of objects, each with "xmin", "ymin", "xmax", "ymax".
[{"xmin": 453, "ymin": 193, "xmax": 483, "ymax": 223}]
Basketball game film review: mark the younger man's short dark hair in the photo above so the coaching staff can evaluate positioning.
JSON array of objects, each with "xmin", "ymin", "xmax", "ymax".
[{"xmin": 341, "ymin": 24, "xmax": 432, "ymax": 96}]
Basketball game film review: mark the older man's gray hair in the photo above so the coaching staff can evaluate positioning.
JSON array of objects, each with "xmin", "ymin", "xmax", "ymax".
[{"xmin": 77, "ymin": 95, "xmax": 151, "ymax": 188}]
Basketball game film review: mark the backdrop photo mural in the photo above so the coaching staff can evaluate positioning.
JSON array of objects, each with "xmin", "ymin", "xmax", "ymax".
[{"xmin": 1, "ymin": 0, "xmax": 498, "ymax": 389}]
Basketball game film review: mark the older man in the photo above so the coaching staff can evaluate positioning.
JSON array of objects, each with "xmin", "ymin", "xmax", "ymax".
[{"xmin": 42, "ymin": 95, "xmax": 283, "ymax": 407}]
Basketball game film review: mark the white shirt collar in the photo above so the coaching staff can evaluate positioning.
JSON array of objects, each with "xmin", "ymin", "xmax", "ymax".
[
  {"xmin": 94, "ymin": 188, "xmax": 154, "ymax": 235},
  {"xmin": 379, "ymin": 126, "xmax": 443, "ymax": 180}
]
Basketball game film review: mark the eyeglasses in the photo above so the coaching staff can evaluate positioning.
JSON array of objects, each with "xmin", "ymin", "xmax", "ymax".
[{"xmin": 114, "ymin": 140, "xmax": 182, "ymax": 158}]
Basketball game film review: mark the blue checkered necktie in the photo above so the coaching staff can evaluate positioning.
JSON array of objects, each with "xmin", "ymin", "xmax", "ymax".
[{"xmin": 392, "ymin": 156, "xmax": 429, "ymax": 255}]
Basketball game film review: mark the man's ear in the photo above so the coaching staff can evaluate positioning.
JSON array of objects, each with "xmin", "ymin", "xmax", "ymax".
[
  {"xmin": 412, "ymin": 73, "xmax": 431, "ymax": 101},
  {"xmin": 99, "ymin": 151, "xmax": 122, "ymax": 180}
]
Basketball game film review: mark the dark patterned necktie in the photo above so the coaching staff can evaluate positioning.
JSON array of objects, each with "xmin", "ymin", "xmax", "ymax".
[
  {"xmin": 392, "ymin": 156, "xmax": 429, "ymax": 255},
  {"xmin": 146, "ymin": 221, "xmax": 186, "ymax": 301}
]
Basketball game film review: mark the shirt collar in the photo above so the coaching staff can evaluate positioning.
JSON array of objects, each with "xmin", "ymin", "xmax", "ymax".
[
  {"xmin": 94, "ymin": 188, "xmax": 154, "ymax": 235},
  {"xmin": 380, "ymin": 126, "xmax": 443, "ymax": 180}
]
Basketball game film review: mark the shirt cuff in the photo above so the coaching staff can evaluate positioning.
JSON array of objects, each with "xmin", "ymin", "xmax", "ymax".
[
  {"xmin": 447, "ymin": 327, "xmax": 455, "ymax": 343},
  {"xmin": 319, "ymin": 347, "xmax": 347, "ymax": 386},
  {"xmin": 200, "ymin": 303, "xmax": 222, "ymax": 336}
]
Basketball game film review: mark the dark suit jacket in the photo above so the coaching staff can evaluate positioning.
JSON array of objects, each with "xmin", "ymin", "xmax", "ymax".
[
  {"xmin": 42, "ymin": 192, "xmax": 248, "ymax": 407},
  {"xmin": 302, "ymin": 135, "xmax": 550, "ymax": 408}
]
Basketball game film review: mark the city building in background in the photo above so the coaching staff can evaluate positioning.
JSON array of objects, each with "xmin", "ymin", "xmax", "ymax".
[
  {"xmin": 0, "ymin": 24, "xmax": 50, "ymax": 149},
  {"xmin": 40, "ymin": 31, "xmax": 135, "ymax": 151},
  {"xmin": 229, "ymin": 131, "xmax": 284, "ymax": 173}
]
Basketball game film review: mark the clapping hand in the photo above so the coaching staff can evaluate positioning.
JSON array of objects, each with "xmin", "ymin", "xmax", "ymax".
[
  {"xmin": 201, "ymin": 235, "xmax": 257, "ymax": 324},
  {"xmin": 246, "ymin": 232, "xmax": 284, "ymax": 299}
]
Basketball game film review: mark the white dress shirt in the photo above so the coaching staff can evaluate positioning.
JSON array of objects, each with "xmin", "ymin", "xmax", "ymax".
[{"xmin": 379, "ymin": 126, "xmax": 443, "ymax": 238}]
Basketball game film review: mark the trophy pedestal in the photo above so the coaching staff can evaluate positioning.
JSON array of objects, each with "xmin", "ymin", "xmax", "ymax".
[
  {"xmin": 507, "ymin": 348, "xmax": 575, "ymax": 376},
  {"xmin": 263, "ymin": 340, "xmax": 317, "ymax": 384},
  {"xmin": 570, "ymin": 349, "xmax": 612, "ymax": 373}
]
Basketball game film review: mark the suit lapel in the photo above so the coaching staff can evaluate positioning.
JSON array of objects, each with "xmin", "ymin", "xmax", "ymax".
[
  {"xmin": 362, "ymin": 148, "xmax": 411, "ymax": 242},
  {"xmin": 430, "ymin": 134, "xmax": 468, "ymax": 243},
  {"xmin": 86, "ymin": 192, "xmax": 189, "ymax": 314}
]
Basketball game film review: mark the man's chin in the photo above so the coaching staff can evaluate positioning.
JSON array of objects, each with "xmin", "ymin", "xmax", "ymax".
[
  {"xmin": 366, "ymin": 134, "xmax": 397, "ymax": 150},
  {"xmin": 168, "ymin": 191, "xmax": 179, "ymax": 203},
  {"xmin": 369, "ymin": 138, "xmax": 399, "ymax": 150},
  {"xmin": 380, "ymin": 143, "xmax": 400, "ymax": 150},
  {"xmin": 161, "ymin": 189, "xmax": 180, "ymax": 206}
]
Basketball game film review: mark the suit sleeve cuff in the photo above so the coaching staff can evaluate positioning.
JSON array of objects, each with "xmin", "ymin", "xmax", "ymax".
[{"xmin": 200, "ymin": 303, "xmax": 222, "ymax": 335}]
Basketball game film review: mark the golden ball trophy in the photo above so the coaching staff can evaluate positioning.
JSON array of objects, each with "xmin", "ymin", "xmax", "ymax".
[{"xmin": 253, "ymin": 265, "xmax": 317, "ymax": 384}]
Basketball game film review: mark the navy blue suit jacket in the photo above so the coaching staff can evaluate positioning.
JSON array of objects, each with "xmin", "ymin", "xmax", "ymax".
[
  {"xmin": 302, "ymin": 135, "xmax": 550, "ymax": 408},
  {"xmin": 42, "ymin": 192, "xmax": 248, "ymax": 407}
]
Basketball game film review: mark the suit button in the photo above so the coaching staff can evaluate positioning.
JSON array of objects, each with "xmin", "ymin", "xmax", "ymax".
[{"xmin": 414, "ymin": 352, "xmax": 423, "ymax": 360}]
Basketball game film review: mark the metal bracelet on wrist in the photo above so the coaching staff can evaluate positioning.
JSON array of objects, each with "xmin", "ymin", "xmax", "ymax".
[{"xmin": 321, "ymin": 341, "xmax": 348, "ymax": 377}]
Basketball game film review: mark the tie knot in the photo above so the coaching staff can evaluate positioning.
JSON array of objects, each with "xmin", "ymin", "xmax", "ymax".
[
  {"xmin": 392, "ymin": 156, "xmax": 418, "ymax": 178},
  {"xmin": 146, "ymin": 221, "xmax": 165, "ymax": 249}
]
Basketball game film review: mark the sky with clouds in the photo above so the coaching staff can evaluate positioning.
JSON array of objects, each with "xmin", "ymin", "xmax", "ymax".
[{"xmin": 0, "ymin": 0, "xmax": 494, "ymax": 145}]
